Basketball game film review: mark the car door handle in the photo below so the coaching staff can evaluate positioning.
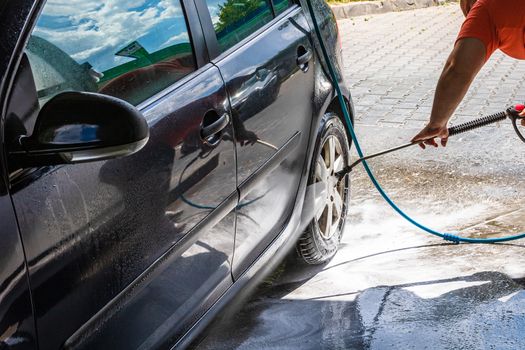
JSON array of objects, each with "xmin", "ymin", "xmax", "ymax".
[
  {"xmin": 296, "ymin": 49, "xmax": 312, "ymax": 72},
  {"xmin": 201, "ymin": 113, "xmax": 230, "ymax": 140}
]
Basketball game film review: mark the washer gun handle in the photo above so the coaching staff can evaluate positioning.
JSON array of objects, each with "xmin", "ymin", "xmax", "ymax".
[
  {"xmin": 507, "ymin": 104, "xmax": 525, "ymax": 143},
  {"xmin": 336, "ymin": 104, "xmax": 525, "ymax": 179},
  {"xmin": 447, "ymin": 103, "xmax": 525, "ymax": 136}
]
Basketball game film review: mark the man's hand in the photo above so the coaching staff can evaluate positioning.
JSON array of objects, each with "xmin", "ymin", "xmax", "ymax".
[
  {"xmin": 411, "ymin": 123, "xmax": 449, "ymax": 149},
  {"xmin": 520, "ymin": 108, "xmax": 525, "ymax": 126}
]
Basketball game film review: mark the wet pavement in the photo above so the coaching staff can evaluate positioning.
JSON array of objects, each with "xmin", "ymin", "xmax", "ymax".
[{"xmin": 194, "ymin": 4, "xmax": 525, "ymax": 349}]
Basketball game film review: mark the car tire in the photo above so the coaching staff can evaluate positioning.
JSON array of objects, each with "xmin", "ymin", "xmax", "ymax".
[{"xmin": 296, "ymin": 112, "xmax": 350, "ymax": 265}]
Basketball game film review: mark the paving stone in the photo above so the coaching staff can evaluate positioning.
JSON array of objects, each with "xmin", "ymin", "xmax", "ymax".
[
  {"xmin": 385, "ymin": 110, "xmax": 410, "ymax": 123},
  {"xmin": 377, "ymin": 119, "xmax": 407, "ymax": 127},
  {"xmin": 404, "ymin": 119, "xmax": 428, "ymax": 129}
]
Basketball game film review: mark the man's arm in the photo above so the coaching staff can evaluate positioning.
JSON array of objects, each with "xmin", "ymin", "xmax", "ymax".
[{"xmin": 411, "ymin": 37, "xmax": 486, "ymax": 148}]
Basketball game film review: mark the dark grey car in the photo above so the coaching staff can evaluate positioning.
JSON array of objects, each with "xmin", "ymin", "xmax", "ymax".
[{"xmin": 0, "ymin": 0, "xmax": 354, "ymax": 348}]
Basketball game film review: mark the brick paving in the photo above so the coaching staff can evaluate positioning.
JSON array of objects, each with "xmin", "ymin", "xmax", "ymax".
[{"xmin": 339, "ymin": 4, "xmax": 525, "ymax": 129}]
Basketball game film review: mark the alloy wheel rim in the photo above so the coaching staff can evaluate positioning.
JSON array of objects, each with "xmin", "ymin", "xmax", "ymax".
[{"xmin": 314, "ymin": 134, "xmax": 346, "ymax": 240}]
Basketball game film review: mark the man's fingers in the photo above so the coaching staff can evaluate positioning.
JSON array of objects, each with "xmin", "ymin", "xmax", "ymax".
[
  {"xmin": 411, "ymin": 134, "xmax": 425, "ymax": 143},
  {"xmin": 424, "ymin": 138, "xmax": 438, "ymax": 147},
  {"xmin": 412, "ymin": 124, "xmax": 450, "ymax": 149},
  {"xmin": 414, "ymin": 136, "xmax": 447, "ymax": 149},
  {"xmin": 412, "ymin": 133, "xmax": 435, "ymax": 144}
]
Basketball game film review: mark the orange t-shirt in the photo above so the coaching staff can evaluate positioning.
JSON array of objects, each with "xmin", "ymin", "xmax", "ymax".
[{"xmin": 457, "ymin": 0, "xmax": 525, "ymax": 61}]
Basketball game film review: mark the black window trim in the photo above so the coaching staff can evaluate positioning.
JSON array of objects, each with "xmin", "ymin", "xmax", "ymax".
[
  {"xmin": 1, "ymin": 0, "xmax": 44, "ymax": 186},
  {"xmin": 182, "ymin": 0, "xmax": 209, "ymax": 69},
  {"xmin": 137, "ymin": 0, "xmax": 212, "ymax": 111},
  {"xmin": 194, "ymin": 0, "xmax": 221, "ymax": 60}
]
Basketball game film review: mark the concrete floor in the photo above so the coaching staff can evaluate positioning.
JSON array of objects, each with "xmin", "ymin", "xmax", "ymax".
[{"xmin": 195, "ymin": 4, "xmax": 525, "ymax": 349}]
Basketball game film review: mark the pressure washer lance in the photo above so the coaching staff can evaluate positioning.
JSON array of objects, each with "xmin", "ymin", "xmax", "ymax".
[{"xmin": 336, "ymin": 104, "xmax": 525, "ymax": 180}]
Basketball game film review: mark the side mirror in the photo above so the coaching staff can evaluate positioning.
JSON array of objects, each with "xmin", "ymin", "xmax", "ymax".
[{"xmin": 9, "ymin": 91, "xmax": 149, "ymax": 169}]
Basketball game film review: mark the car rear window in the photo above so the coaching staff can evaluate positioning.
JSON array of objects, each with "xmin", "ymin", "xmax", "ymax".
[
  {"xmin": 205, "ymin": 0, "xmax": 274, "ymax": 52},
  {"xmin": 26, "ymin": 0, "xmax": 196, "ymax": 106}
]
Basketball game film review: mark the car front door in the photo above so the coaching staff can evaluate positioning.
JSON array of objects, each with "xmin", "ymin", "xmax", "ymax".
[
  {"xmin": 4, "ymin": 0, "xmax": 237, "ymax": 348},
  {"xmin": 198, "ymin": 0, "xmax": 316, "ymax": 277},
  {"xmin": 0, "ymin": 170, "xmax": 36, "ymax": 348}
]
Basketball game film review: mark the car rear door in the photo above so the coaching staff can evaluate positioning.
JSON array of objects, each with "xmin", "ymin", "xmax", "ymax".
[
  {"xmin": 4, "ymin": 0, "xmax": 237, "ymax": 348},
  {"xmin": 197, "ymin": 0, "xmax": 316, "ymax": 277}
]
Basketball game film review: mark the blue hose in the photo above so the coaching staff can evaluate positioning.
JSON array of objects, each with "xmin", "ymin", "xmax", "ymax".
[{"xmin": 305, "ymin": 0, "xmax": 525, "ymax": 243}]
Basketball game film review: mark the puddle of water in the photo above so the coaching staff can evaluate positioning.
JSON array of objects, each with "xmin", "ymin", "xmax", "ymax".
[
  {"xmin": 404, "ymin": 280, "xmax": 491, "ymax": 299},
  {"xmin": 459, "ymin": 209, "xmax": 525, "ymax": 238}
]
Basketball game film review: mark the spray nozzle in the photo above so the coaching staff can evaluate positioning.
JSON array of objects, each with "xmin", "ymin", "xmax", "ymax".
[{"xmin": 511, "ymin": 104, "xmax": 525, "ymax": 118}]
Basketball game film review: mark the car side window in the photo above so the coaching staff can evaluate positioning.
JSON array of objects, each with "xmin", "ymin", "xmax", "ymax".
[
  {"xmin": 26, "ymin": 0, "xmax": 196, "ymax": 106},
  {"xmin": 273, "ymin": 0, "xmax": 294, "ymax": 15},
  {"xmin": 205, "ymin": 0, "xmax": 274, "ymax": 52}
]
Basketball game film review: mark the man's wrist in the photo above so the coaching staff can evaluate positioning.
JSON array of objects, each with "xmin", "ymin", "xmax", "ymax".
[{"xmin": 427, "ymin": 120, "xmax": 447, "ymax": 129}]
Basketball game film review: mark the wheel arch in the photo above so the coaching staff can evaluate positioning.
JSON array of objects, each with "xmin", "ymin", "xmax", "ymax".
[{"xmin": 325, "ymin": 94, "xmax": 355, "ymax": 150}]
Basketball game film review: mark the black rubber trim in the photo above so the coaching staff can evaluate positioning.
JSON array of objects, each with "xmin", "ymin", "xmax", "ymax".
[
  {"xmin": 193, "ymin": 0, "xmax": 221, "ymax": 60},
  {"xmin": 182, "ymin": 0, "xmax": 209, "ymax": 67}
]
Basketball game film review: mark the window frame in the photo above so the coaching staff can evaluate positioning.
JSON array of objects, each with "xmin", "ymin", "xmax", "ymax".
[
  {"xmin": 137, "ymin": 0, "xmax": 212, "ymax": 110},
  {"xmin": 181, "ymin": 0, "xmax": 210, "ymax": 69},
  {"xmin": 195, "ymin": 0, "xmax": 300, "ymax": 61},
  {"xmin": 2, "ymin": 0, "xmax": 215, "ymax": 184},
  {"xmin": 6, "ymin": 0, "xmax": 210, "ymax": 114}
]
